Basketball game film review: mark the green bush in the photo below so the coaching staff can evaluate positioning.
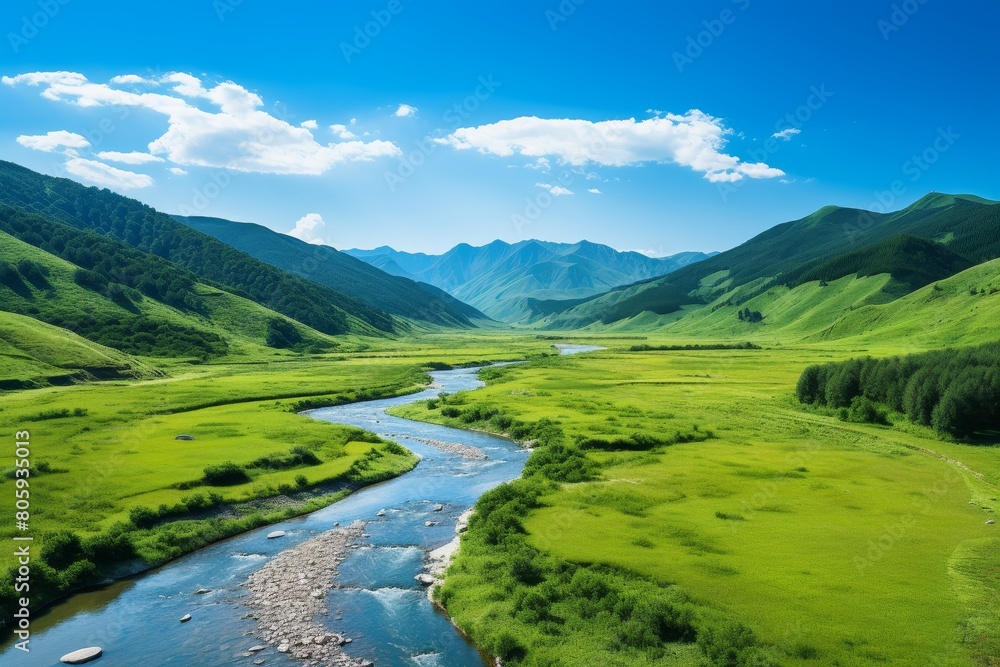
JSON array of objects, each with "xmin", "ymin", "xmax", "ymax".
[
  {"xmin": 41, "ymin": 531, "xmax": 84, "ymax": 569},
  {"xmin": 203, "ymin": 461, "xmax": 251, "ymax": 486}
]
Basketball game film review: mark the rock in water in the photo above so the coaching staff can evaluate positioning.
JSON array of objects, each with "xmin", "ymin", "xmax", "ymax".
[
  {"xmin": 60, "ymin": 647, "xmax": 103, "ymax": 664},
  {"xmin": 194, "ymin": 588, "xmax": 211, "ymax": 595},
  {"xmin": 415, "ymin": 573, "xmax": 435, "ymax": 586},
  {"xmin": 376, "ymin": 509, "xmax": 386, "ymax": 517},
  {"xmin": 267, "ymin": 530, "xmax": 286, "ymax": 539},
  {"xmin": 248, "ymin": 645, "xmax": 267, "ymax": 652},
  {"xmin": 433, "ymin": 504, "xmax": 444, "ymax": 512},
  {"xmin": 179, "ymin": 614, "xmax": 192, "ymax": 623}
]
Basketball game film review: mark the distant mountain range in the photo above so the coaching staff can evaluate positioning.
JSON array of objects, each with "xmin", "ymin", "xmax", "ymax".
[{"xmin": 344, "ymin": 241, "xmax": 716, "ymax": 322}]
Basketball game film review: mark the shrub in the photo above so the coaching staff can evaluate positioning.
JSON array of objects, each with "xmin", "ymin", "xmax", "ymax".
[
  {"xmin": 844, "ymin": 396, "xmax": 890, "ymax": 425},
  {"xmin": 41, "ymin": 531, "xmax": 84, "ymax": 569},
  {"xmin": 203, "ymin": 461, "xmax": 251, "ymax": 486}
]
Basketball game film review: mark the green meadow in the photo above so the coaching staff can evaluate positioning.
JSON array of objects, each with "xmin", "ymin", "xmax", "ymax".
[{"xmin": 392, "ymin": 342, "xmax": 1000, "ymax": 666}]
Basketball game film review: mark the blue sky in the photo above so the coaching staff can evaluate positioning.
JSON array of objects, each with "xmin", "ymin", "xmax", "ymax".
[{"xmin": 1, "ymin": 1, "xmax": 996, "ymax": 255}]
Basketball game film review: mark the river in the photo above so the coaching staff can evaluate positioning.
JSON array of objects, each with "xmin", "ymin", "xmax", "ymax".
[{"xmin": 1, "ymin": 345, "xmax": 601, "ymax": 666}]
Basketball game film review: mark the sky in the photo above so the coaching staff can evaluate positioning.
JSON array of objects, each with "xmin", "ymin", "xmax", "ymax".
[{"xmin": 0, "ymin": 1, "xmax": 997, "ymax": 256}]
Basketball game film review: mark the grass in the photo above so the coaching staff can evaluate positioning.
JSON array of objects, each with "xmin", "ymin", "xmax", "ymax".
[
  {"xmin": 392, "ymin": 341, "xmax": 1000, "ymax": 666},
  {"xmin": 0, "ymin": 332, "xmax": 556, "ymax": 613}
]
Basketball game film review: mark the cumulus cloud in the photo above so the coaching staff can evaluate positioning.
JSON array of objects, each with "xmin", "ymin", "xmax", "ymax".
[
  {"xmin": 97, "ymin": 150, "xmax": 165, "ymax": 164},
  {"xmin": 587, "ymin": 188, "xmax": 602, "ymax": 194},
  {"xmin": 16, "ymin": 130, "xmax": 90, "ymax": 152},
  {"xmin": 536, "ymin": 182, "xmax": 574, "ymax": 196},
  {"xmin": 300, "ymin": 119, "xmax": 318, "ymax": 130},
  {"xmin": 394, "ymin": 103, "xmax": 418, "ymax": 118},
  {"xmin": 330, "ymin": 123, "xmax": 357, "ymax": 140},
  {"xmin": 64, "ymin": 157, "xmax": 154, "ymax": 189},
  {"xmin": 772, "ymin": 127, "xmax": 801, "ymax": 141},
  {"xmin": 3, "ymin": 71, "xmax": 401, "ymax": 176},
  {"xmin": 288, "ymin": 213, "xmax": 326, "ymax": 244},
  {"xmin": 169, "ymin": 167, "xmax": 188, "ymax": 175},
  {"xmin": 438, "ymin": 111, "xmax": 785, "ymax": 183}
]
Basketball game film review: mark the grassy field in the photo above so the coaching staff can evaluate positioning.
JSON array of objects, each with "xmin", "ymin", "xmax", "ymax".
[
  {"xmin": 0, "ymin": 332, "xmax": 555, "ymax": 617},
  {"xmin": 392, "ymin": 342, "xmax": 1000, "ymax": 666}
]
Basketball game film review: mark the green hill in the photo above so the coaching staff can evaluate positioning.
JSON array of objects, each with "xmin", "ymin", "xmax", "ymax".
[
  {"xmin": 789, "ymin": 234, "xmax": 972, "ymax": 294},
  {"xmin": 541, "ymin": 193, "xmax": 1000, "ymax": 328},
  {"xmin": 174, "ymin": 215, "xmax": 488, "ymax": 327},
  {"xmin": 0, "ymin": 160, "xmax": 395, "ymax": 336},
  {"xmin": 0, "ymin": 310, "xmax": 158, "ymax": 389},
  {"xmin": 0, "ymin": 223, "xmax": 335, "ymax": 361}
]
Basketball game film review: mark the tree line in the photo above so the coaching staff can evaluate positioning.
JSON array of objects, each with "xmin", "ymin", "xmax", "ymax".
[{"xmin": 796, "ymin": 342, "xmax": 1000, "ymax": 439}]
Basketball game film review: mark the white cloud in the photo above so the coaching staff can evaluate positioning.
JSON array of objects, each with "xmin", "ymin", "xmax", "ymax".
[
  {"xmin": 109, "ymin": 74, "xmax": 156, "ymax": 86},
  {"xmin": 772, "ymin": 127, "xmax": 801, "ymax": 141},
  {"xmin": 300, "ymin": 119, "xmax": 318, "ymax": 130},
  {"xmin": 169, "ymin": 167, "xmax": 188, "ymax": 175},
  {"xmin": 535, "ymin": 182, "xmax": 573, "ymax": 196},
  {"xmin": 64, "ymin": 157, "xmax": 154, "ymax": 189},
  {"xmin": 288, "ymin": 213, "xmax": 326, "ymax": 245},
  {"xmin": 438, "ymin": 111, "xmax": 785, "ymax": 183},
  {"xmin": 96, "ymin": 150, "xmax": 164, "ymax": 164},
  {"xmin": 394, "ymin": 103, "xmax": 418, "ymax": 118},
  {"xmin": 4, "ymin": 71, "xmax": 401, "ymax": 176},
  {"xmin": 587, "ymin": 188, "xmax": 602, "ymax": 194},
  {"xmin": 16, "ymin": 130, "xmax": 90, "ymax": 152},
  {"xmin": 330, "ymin": 123, "xmax": 357, "ymax": 140},
  {"xmin": 779, "ymin": 179, "xmax": 795, "ymax": 185}
]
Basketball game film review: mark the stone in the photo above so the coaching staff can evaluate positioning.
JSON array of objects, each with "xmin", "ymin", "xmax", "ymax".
[
  {"xmin": 376, "ymin": 509, "xmax": 386, "ymax": 517},
  {"xmin": 59, "ymin": 647, "xmax": 103, "ymax": 664},
  {"xmin": 267, "ymin": 530, "xmax": 286, "ymax": 539},
  {"xmin": 277, "ymin": 644, "xmax": 289, "ymax": 653},
  {"xmin": 415, "ymin": 573, "xmax": 435, "ymax": 586},
  {"xmin": 195, "ymin": 588, "xmax": 211, "ymax": 594},
  {"xmin": 248, "ymin": 645, "xmax": 267, "ymax": 653},
  {"xmin": 179, "ymin": 614, "xmax": 192, "ymax": 623},
  {"xmin": 988, "ymin": 519, "xmax": 996, "ymax": 525},
  {"xmin": 424, "ymin": 521, "xmax": 438, "ymax": 527},
  {"xmin": 433, "ymin": 504, "xmax": 444, "ymax": 512}
]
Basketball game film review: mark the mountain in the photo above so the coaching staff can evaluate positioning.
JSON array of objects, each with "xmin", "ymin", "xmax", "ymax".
[
  {"xmin": 173, "ymin": 216, "xmax": 488, "ymax": 327},
  {"xmin": 0, "ymin": 207, "xmax": 337, "ymax": 364},
  {"xmin": 0, "ymin": 160, "xmax": 396, "ymax": 337},
  {"xmin": 538, "ymin": 193, "xmax": 1000, "ymax": 330},
  {"xmin": 344, "ymin": 240, "xmax": 715, "ymax": 322}
]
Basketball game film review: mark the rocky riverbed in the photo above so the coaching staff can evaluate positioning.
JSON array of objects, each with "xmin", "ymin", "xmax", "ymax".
[
  {"xmin": 388, "ymin": 433, "xmax": 488, "ymax": 460},
  {"xmin": 244, "ymin": 521, "xmax": 370, "ymax": 667}
]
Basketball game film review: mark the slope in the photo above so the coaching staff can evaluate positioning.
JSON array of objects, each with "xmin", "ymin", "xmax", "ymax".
[
  {"xmin": 345, "ymin": 239, "xmax": 714, "ymax": 322},
  {"xmin": 542, "ymin": 193, "xmax": 999, "ymax": 328},
  {"xmin": 0, "ymin": 224, "xmax": 335, "ymax": 360},
  {"xmin": 174, "ymin": 215, "xmax": 488, "ymax": 327},
  {"xmin": 0, "ymin": 311, "xmax": 157, "ymax": 389},
  {"xmin": 0, "ymin": 160, "xmax": 394, "ymax": 336}
]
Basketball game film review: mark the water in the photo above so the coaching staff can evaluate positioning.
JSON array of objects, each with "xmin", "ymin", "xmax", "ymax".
[
  {"xmin": 1, "ymin": 345, "xmax": 598, "ymax": 666},
  {"xmin": 0, "ymin": 365, "xmax": 528, "ymax": 666}
]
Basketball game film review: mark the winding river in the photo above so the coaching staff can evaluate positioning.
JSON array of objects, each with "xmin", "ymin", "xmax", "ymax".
[{"xmin": 1, "ymin": 346, "xmax": 600, "ymax": 666}]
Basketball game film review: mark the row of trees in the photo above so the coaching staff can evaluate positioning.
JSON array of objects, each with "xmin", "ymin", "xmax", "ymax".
[{"xmin": 796, "ymin": 342, "xmax": 1000, "ymax": 438}]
